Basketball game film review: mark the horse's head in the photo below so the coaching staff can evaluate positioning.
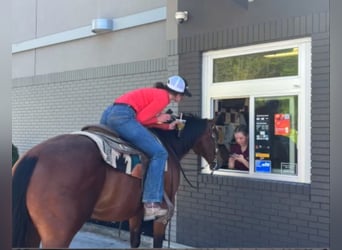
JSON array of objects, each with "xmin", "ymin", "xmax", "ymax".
[
  {"xmin": 191, "ymin": 118, "xmax": 218, "ymax": 170},
  {"xmin": 150, "ymin": 114, "xmax": 219, "ymax": 170}
]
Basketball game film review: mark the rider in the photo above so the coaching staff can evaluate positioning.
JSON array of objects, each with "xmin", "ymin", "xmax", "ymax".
[{"xmin": 100, "ymin": 75, "xmax": 192, "ymax": 220}]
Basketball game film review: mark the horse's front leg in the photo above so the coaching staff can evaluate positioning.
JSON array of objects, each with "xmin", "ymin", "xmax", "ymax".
[
  {"xmin": 128, "ymin": 209, "xmax": 144, "ymax": 248},
  {"xmin": 153, "ymin": 221, "xmax": 168, "ymax": 248}
]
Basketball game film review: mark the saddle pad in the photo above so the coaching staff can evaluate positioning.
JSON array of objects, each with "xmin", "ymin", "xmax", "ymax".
[
  {"xmin": 72, "ymin": 131, "xmax": 167, "ymax": 175},
  {"xmin": 72, "ymin": 131, "xmax": 142, "ymax": 175}
]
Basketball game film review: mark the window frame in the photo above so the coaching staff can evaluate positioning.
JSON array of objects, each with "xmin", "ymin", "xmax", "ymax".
[{"xmin": 201, "ymin": 38, "xmax": 311, "ymax": 183}]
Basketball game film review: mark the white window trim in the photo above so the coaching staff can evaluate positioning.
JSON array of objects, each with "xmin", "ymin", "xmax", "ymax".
[{"xmin": 202, "ymin": 38, "xmax": 311, "ymax": 184}]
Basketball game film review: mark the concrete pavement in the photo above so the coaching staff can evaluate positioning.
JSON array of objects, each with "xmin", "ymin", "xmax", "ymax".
[{"xmin": 69, "ymin": 222, "xmax": 192, "ymax": 248}]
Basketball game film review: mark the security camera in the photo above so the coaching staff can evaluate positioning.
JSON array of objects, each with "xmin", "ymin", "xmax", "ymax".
[{"xmin": 174, "ymin": 11, "xmax": 188, "ymax": 24}]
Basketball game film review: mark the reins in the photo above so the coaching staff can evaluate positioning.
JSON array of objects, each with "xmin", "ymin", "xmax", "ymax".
[
  {"xmin": 164, "ymin": 143, "xmax": 197, "ymax": 189},
  {"xmin": 163, "ymin": 119, "xmax": 219, "ymax": 188}
]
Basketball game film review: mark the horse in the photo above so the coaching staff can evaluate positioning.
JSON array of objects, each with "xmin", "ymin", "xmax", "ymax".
[{"xmin": 12, "ymin": 114, "xmax": 218, "ymax": 248}]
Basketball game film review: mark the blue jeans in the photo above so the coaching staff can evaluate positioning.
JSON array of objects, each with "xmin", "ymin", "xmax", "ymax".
[{"xmin": 100, "ymin": 104, "xmax": 168, "ymax": 203}]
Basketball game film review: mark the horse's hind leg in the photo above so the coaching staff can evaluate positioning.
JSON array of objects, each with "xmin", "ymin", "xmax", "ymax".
[
  {"xmin": 27, "ymin": 176, "xmax": 102, "ymax": 248},
  {"xmin": 40, "ymin": 232, "xmax": 74, "ymax": 248},
  {"xmin": 28, "ymin": 198, "xmax": 94, "ymax": 248},
  {"xmin": 31, "ymin": 205, "xmax": 84, "ymax": 248}
]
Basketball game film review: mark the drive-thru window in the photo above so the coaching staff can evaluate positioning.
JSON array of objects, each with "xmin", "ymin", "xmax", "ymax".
[{"xmin": 202, "ymin": 38, "xmax": 311, "ymax": 183}]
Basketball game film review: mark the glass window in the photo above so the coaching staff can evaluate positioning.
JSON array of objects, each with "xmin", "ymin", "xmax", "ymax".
[
  {"xmin": 202, "ymin": 38, "xmax": 311, "ymax": 183},
  {"xmin": 254, "ymin": 96, "xmax": 298, "ymax": 175},
  {"xmin": 215, "ymin": 98, "xmax": 250, "ymax": 171},
  {"xmin": 213, "ymin": 48, "xmax": 298, "ymax": 83}
]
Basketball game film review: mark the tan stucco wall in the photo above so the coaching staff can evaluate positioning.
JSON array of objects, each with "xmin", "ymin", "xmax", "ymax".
[{"xmin": 12, "ymin": 0, "xmax": 167, "ymax": 77}]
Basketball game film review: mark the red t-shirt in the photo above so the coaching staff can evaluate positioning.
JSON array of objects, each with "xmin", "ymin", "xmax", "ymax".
[{"xmin": 115, "ymin": 88, "xmax": 170, "ymax": 129}]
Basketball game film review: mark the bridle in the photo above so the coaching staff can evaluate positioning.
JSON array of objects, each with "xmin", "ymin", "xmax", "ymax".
[
  {"xmin": 198, "ymin": 122, "xmax": 219, "ymax": 173},
  {"xmin": 208, "ymin": 123, "xmax": 220, "ymax": 172},
  {"xmin": 169, "ymin": 119, "xmax": 220, "ymax": 188}
]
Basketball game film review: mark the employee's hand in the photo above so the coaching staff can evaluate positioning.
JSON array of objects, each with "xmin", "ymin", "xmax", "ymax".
[{"xmin": 234, "ymin": 154, "xmax": 245, "ymax": 162}]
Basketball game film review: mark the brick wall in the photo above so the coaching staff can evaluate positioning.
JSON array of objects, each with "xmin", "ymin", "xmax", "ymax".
[
  {"xmin": 12, "ymin": 58, "xmax": 168, "ymax": 153},
  {"xmin": 176, "ymin": 10, "xmax": 330, "ymax": 248}
]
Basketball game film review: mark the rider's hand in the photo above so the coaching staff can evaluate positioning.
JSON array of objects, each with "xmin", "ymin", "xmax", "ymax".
[
  {"xmin": 168, "ymin": 120, "xmax": 180, "ymax": 130},
  {"xmin": 157, "ymin": 113, "xmax": 172, "ymax": 123}
]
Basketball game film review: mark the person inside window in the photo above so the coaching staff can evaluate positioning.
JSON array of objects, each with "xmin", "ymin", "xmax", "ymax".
[
  {"xmin": 100, "ymin": 75, "xmax": 192, "ymax": 221},
  {"xmin": 228, "ymin": 124, "xmax": 249, "ymax": 171}
]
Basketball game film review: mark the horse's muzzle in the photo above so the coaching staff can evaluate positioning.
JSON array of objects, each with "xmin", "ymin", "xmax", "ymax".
[{"xmin": 209, "ymin": 159, "xmax": 219, "ymax": 171}]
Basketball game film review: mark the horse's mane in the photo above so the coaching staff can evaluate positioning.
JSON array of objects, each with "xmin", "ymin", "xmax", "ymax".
[{"xmin": 149, "ymin": 114, "xmax": 208, "ymax": 158}]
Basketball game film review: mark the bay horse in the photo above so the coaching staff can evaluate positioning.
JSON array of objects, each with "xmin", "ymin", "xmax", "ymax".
[{"xmin": 12, "ymin": 114, "xmax": 218, "ymax": 248}]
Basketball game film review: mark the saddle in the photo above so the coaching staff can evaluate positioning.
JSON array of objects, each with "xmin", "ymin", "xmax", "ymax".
[
  {"xmin": 79, "ymin": 124, "xmax": 174, "ymax": 224},
  {"xmin": 77, "ymin": 124, "xmax": 148, "ymax": 178},
  {"xmin": 82, "ymin": 124, "xmax": 143, "ymax": 155}
]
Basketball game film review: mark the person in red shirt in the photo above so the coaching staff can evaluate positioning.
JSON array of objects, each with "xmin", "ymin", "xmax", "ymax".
[
  {"xmin": 100, "ymin": 75, "xmax": 192, "ymax": 220},
  {"xmin": 228, "ymin": 124, "xmax": 249, "ymax": 171}
]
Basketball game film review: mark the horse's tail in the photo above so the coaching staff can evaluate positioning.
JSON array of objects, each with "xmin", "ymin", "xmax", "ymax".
[{"xmin": 12, "ymin": 156, "xmax": 39, "ymax": 248}]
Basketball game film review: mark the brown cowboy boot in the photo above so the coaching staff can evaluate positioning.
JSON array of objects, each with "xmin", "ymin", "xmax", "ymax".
[{"xmin": 143, "ymin": 202, "xmax": 167, "ymax": 221}]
